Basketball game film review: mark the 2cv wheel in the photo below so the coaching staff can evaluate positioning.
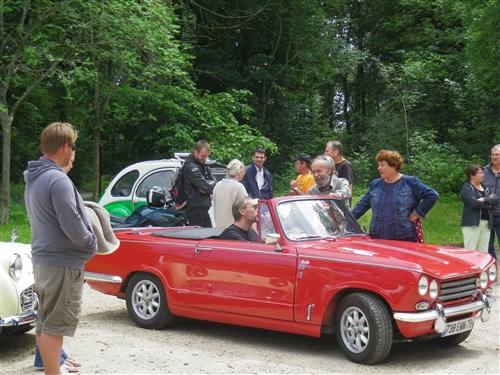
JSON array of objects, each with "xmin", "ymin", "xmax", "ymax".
[
  {"xmin": 335, "ymin": 292, "xmax": 393, "ymax": 364},
  {"xmin": 126, "ymin": 273, "xmax": 175, "ymax": 329}
]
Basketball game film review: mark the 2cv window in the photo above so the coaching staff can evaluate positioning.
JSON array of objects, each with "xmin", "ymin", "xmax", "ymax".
[
  {"xmin": 110, "ymin": 170, "xmax": 140, "ymax": 197},
  {"xmin": 135, "ymin": 170, "xmax": 174, "ymax": 198}
]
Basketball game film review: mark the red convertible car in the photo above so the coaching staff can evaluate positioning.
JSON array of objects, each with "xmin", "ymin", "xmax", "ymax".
[{"xmin": 84, "ymin": 196, "xmax": 496, "ymax": 364}]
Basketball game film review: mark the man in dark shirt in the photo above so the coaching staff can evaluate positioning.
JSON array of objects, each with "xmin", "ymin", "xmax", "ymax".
[
  {"xmin": 183, "ymin": 140, "xmax": 217, "ymax": 227},
  {"xmin": 325, "ymin": 140, "xmax": 355, "ymax": 192},
  {"xmin": 220, "ymin": 196, "xmax": 258, "ymax": 241},
  {"xmin": 241, "ymin": 147, "xmax": 273, "ymax": 199}
]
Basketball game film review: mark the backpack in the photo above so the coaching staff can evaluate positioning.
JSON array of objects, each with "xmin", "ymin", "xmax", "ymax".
[{"xmin": 169, "ymin": 163, "xmax": 188, "ymax": 210}]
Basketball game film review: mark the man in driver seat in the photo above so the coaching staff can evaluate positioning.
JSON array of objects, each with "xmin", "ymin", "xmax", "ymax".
[{"xmin": 220, "ymin": 196, "xmax": 258, "ymax": 242}]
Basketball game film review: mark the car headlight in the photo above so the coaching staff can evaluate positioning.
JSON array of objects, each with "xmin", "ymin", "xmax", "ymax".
[
  {"xmin": 429, "ymin": 279, "xmax": 439, "ymax": 300},
  {"xmin": 488, "ymin": 265, "xmax": 497, "ymax": 282},
  {"xmin": 418, "ymin": 276, "xmax": 429, "ymax": 296},
  {"xmin": 479, "ymin": 271, "xmax": 488, "ymax": 289},
  {"xmin": 9, "ymin": 254, "xmax": 23, "ymax": 280}
]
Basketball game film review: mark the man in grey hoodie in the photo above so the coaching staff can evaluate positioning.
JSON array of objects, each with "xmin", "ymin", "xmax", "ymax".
[{"xmin": 24, "ymin": 122, "xmax": 97, "ymax": 375}]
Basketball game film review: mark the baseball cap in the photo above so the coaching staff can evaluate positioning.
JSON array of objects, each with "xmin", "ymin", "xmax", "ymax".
[{"xmin": 294, "ymin": 153, "xmax": 312, "ymax": 163}]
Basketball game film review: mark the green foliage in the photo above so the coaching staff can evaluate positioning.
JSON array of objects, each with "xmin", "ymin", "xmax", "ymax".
[
  {"xmin": 0, "ymin": 201, "xmax": 31, "ymax": 244},
  {"xmin": 2, "ymin": 0, "xmax": 498, "ymax": 223},
  {"xmin": 404, "ymin": 130, "xmax": 468, "ymax": 193}
]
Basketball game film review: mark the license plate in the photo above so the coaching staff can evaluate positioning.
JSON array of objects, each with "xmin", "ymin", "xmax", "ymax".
[{"xmin": 441, "ymin": 318, "xmax": 474, "ymax": 337}]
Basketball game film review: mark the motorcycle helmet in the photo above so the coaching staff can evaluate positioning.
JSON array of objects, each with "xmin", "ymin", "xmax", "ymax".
[{"xmin": 147, "ymin": 186, "xmax": 168, "ymax": 207}]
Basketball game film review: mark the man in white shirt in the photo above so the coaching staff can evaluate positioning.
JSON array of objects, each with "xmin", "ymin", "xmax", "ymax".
[{"xmin": 241, "ymin": 147, "xmax": 273, "ymax": 199}]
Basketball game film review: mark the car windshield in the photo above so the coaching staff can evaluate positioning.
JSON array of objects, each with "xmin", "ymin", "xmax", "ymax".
[{"xmin": 276, "ymin": 198, "xmax": 364, "ymax": 241}]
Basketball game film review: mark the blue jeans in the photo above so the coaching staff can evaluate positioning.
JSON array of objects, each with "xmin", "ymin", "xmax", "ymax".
[
  {"xmin": 488, "ymin": 216, "xmax": 500, "ymax": 259},
  {"xmin": 34, "ymin": 345, "xmax": 67, "ymax": 368}
]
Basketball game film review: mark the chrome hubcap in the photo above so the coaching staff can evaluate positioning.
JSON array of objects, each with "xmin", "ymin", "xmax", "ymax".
[
  {"xmin": 340, "ymin": 306, "xmax": 370, "ymax": 353},
  {"xmin": 131, "ymin": 280, "xmax": 160, "ymax": 320}
]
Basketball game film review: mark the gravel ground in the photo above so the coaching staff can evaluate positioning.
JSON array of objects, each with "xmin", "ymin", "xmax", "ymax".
[{"xmin": 1, "ymin": 283, "xmax": 499, "ymax": 375}]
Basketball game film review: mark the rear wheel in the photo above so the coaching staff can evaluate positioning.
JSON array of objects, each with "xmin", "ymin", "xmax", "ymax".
[
  {"xmin": 335, "ymin": 292, "xmax": 393, "ymax": 364},
  {"xmin": 125, "ymin": 273, "xmax": 175, "ymax": 329}
]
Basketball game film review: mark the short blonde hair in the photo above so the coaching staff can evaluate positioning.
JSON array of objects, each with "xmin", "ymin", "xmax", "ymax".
[
  {"xmin": 40, "ymin": 122, "xmax": 78, "ymax": 155},
  {"xmin": 226, "ymin": 159, "xmax": 245, "ymax": 178}
]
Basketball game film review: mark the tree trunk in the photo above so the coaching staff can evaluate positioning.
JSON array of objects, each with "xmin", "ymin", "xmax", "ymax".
[
  {"xmin": 0, "ymin": 112, "xmax": 13, "ymax": 224},
  {"xmin": 92, "ymin": 127, "xmax": 101, "ymax": 201}
]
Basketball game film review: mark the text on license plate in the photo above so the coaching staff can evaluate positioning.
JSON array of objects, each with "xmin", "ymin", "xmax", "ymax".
[{"xmin": 441, "ymin": 318, "xmax": 474, "ymax": 337}]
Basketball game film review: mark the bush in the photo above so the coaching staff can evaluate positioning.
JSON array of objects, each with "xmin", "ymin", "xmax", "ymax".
[{"xmin": 404, "ymin": 130, "xmax": 469, "ymax": 193}]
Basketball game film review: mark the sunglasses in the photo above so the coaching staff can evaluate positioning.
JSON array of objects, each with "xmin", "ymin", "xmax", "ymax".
[{"xmin": 70, "ymin": 144, "xmax": 76, "ymax": 150}]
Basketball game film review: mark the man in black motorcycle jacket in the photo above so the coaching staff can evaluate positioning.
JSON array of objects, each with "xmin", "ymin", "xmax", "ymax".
[{"xmin": 183, "ymin": 140, "xmax": 217, "ymax": 227}]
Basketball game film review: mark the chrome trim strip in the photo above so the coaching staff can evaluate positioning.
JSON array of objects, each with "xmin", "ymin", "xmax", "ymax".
[
  {"xmin": 303, "ymin": 254, "xmax": 419, "ymax": 273},
  {"xmin": 84, "ymin": 271, "xmax": 122, "ymax": 284},
  {"xmin": 0, "ymin": 311, "xmax": 37, "ymax": 327},
  {"xmin": 394, "ymin": 300, "xmax": 487, "ymax": 323}
]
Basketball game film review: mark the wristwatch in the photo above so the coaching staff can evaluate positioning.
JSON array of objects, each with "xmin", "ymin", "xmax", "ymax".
[{"xmin": 293, "ymin": 187, "xmax": 299, "ymax": 192}]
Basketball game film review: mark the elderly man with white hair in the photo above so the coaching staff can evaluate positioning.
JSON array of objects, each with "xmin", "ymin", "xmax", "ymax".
[{"xmin": 307, "ymin": 155, "xmax": 352, "ymax": 207}]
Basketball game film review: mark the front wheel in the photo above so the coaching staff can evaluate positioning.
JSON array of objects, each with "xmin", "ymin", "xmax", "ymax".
[
  {"xmin": 335, "ymin": 292, "xmax": 393, "ymax": 364},
  {"xmin": 125, "ymin": 273, "xmax": 175, "ymax": 329}
]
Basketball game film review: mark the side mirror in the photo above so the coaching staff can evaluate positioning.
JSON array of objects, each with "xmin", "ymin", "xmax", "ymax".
[
  {"xmin": 265, "ymin": 233, "xmax": 280, "ymax": 245},
  {"xmin": 265, "ymin": 233, "xmax": 282, "ymax": 253}
]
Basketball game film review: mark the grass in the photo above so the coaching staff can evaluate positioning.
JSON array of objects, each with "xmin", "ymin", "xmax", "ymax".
[{"xmin": 1, "ymin": 187, "xmax": 464, "ymax": 246}]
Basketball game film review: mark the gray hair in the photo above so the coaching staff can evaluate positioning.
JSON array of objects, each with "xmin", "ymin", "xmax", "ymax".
[
  {"xmin": 312, "ymin": 155, "xmax": 336, "ymax": 174},
  {"xmin": 326, "ymin": 140, "xmax": 344, "ymax": 155},
  {"xmin": 492, "ymin": 144, "xmax": 500, "ymax": 153},
  {"xmin": 226, "ymin": 159, "xmax": 245, "ymax": 178}
]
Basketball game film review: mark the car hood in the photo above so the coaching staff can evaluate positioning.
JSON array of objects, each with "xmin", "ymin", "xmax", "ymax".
[{"xmin": 299, "ymin": 237, "xmax": 493, "ymax": 279}]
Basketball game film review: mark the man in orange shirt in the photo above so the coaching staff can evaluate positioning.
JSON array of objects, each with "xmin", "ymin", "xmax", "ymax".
[{"xmin": 290, "ymin": 153, "xmax": 316, "ymax": 195}]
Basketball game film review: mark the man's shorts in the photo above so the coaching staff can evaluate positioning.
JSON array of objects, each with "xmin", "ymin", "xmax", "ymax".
[{"xmin": 33, "ymin": 263, "xmax": 84, "ymax": 337}]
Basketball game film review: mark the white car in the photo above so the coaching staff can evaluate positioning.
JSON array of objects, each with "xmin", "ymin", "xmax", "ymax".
[
  {"xmin": 0, "ymin": 234, "xmax": 37, "ymax": 335},
  {"xmin": 99, "ymin": 153, "xmax": 226, "ymax": 218}
]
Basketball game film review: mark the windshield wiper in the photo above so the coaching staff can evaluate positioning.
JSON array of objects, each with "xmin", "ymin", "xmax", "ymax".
[{"xmin": 336, "ymin": 231, "xmax": 366, "ymax": 237}]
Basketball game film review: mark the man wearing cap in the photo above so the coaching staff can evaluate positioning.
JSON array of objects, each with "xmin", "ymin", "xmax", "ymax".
[
  {"xmin": 290, "ymin": 153, "xmax": 316, "ymax": 195},
  {"xmin": 220, "ymin": 196, "xmax": 259, "ymax": 241}
]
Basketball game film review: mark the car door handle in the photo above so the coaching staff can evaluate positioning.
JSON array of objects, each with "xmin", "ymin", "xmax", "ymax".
[{"xmin": 195, "ymin": 247, "xmax": 213, "ymax": 254}]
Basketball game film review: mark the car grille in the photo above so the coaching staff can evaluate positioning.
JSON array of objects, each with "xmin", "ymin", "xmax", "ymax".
[
  {"xmin": 20, "ymin": 284, "xmax": 37, "ymax": 312},
  {"xmin": 438, "ymin": 277, "xmax": 479, "ymax": 303}
]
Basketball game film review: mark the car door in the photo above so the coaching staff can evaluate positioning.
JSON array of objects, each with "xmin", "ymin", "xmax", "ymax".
[{"xmin": 190, "ymin": 239, "xmax": 297, "ymax": 321}]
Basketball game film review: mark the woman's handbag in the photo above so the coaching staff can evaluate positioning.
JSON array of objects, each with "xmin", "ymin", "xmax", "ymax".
[{"xmin": 413, "ymin": 218, "xmax": 424, "ymax": 243}]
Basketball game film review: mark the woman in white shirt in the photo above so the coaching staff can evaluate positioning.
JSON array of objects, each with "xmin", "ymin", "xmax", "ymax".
[{"xmin": 213, "ymin": 159, "xmax": 247, "ymax": 228}]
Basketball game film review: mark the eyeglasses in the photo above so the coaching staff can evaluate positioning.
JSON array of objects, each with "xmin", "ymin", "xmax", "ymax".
[
  {"xmin": 70, "ymin": 144, "xmax": 76, "ymax": 150},
  {"xmin": 491, "ymin": 153, "xmax": 500, "ymax": 157}
]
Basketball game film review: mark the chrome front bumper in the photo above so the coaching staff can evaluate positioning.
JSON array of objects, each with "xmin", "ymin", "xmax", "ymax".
[
  {"xmin": 393, "ymin": 294, "xmax": 492, "ymax": 333},
  {"xmin": 84, "ymin": 271, "xmax": 122, "ymax": 284},
  {"xmin": 0, "ymin": 310, "xmax": 37, "ymax": 327}
]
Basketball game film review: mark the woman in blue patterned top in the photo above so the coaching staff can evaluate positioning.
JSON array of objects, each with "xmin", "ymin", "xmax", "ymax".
[{"xmin": 351, "ymin": 150, "xmax": 439, "ymax": 242}]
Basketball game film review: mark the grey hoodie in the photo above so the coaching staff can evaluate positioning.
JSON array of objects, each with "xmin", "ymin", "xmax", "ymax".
[{"xmin": 24, "ymin": 157, "xmax": 97, "ymax": 269}]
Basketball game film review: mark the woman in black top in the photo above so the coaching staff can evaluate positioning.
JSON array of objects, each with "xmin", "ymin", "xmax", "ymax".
[{"xmin": 460, "ymin": 164, "xmax": 499, "ymax": 252}]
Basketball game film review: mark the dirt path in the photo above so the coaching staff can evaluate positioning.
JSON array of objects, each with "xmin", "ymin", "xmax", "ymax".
[{"xmin": 2, "ymin": 283, "xmax": 499, "ymax": 374}]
